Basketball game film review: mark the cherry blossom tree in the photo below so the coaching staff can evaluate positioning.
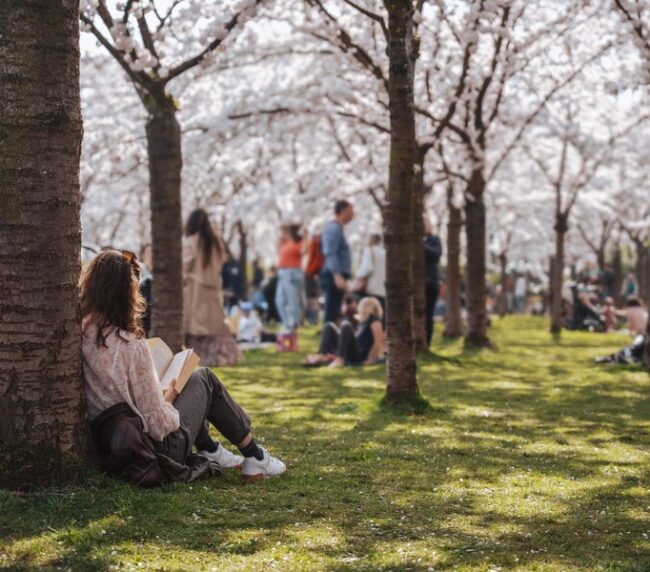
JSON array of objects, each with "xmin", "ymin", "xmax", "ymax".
[{"xmin": 80, "ymin": 0, "xmax": 262, "ymax": 350}]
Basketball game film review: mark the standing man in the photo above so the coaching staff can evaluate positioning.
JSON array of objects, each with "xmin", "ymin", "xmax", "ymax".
[
  {"xmin": 321, "ymin": 200, "xmax": 354, "ymax": 323},
  {"xmin": 424, "ymin": 218, "xmax": 443, "ymax": 346}
]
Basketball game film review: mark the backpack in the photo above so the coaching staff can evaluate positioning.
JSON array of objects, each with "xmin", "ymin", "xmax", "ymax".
[{"xmin": 305, "ymin": 234, "xmax": 325, "ymax": 277}]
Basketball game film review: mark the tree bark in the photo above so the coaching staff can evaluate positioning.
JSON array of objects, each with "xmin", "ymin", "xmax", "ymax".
[
  {"xmin": 145, "ymin": 95, "xmax": 184, "ymax": 352},
  {"xmin": 463, "ymin": 168, "xmax": 491, "ymax": 348},
  {"xmin": 634, "ymin": 239, "xmax": 650, "ymax": 303},
  {"xmin": 383, "ymin": 0, "xmax": 419, "ymax": 404},
  {"xmin": 495, "ymin": 252, "xmax": 508, "ymax": 317},
  {"xmin": 0, "ymin": 0, "xmax": 85, "ymax": 460},
  {"xmin": 412, "ymin": 148, "xmax": 428, "ymax": 351},
  {"xmin": 237, "ymin": 220, "xmax": 248, "ymax": 300},
  {"xmin": 612, "ymin": 246, "xmax": 624, "ymax": 306},
  {"xmin": 550, "ymin": 215, "xmax": 568, "ymax": 334},
  {"xmin": 443, "ymin": 188, "xmax": 463, "ymax": 339}
]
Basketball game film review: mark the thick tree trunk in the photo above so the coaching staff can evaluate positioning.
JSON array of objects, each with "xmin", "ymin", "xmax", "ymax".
[
  {"xmin": 443, "ymin": 191, "xmax": 463, "ymax": 339},
  {"xmin": 550, "ymin": 215, "xmax": 568, "ymax": 334},
  {"xmin": 464, "ymin": 168, "xmax": 491, "ymax": 348},
  {"xmin": 383, "ymin": 1, "xmax": 419, "ymax": 404},
  {"xmin": 145, "ymin": 97, "xmax": 184, "ymax": 352},
  {"xmin": 412, "ymin": 150, "xmax": 428, "ymax": 351},
  {"xmin": 0, "ymin": 0, "xmax": 85, "ymax": 465}
]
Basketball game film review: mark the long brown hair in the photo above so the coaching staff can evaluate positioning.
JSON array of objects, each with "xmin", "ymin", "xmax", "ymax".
[
  {"xmin": 185, "ymin": 208, "xmax": 223, "ymax": 268},
  {"xmin": 80, "ymin": 250, "xmax": 146, "ymax": 347}
]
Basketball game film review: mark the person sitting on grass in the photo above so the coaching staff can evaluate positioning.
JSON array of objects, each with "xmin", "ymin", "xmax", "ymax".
[
  {"xmin": 81, "ymin": 250, "xmax": 286, "ymax": 482},
  {"xmin": 596, "ymin": 332, "xmax": 647, "ymax": 365},
  {"xmin": 305, "ymin": 296, "xmax": 385, "ymax": 367}
]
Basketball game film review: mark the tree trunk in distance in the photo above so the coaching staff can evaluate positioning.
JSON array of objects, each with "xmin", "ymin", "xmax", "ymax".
[
  {"xmin": 463, "ymin": 168, "xmax": 491, "ymax": 348},
  {"xmin": 382, "ymin": 0, "xmax": 420, "ymax": 406},
  {"xmin": 443, "ymin": 189, "xmax": 463, "ymax": 339},
  {"xmin": 634, "ymin": 240, "xmax": 650, "ymax": 303},
  {"xmin": 550, "ymin": 214, "xmax": 568, "ymax": 334},
  {"xmin": 496, "ymin": 252, "xmax": 508, "ymax": 317},
  {"xmin": 612, "ymin": 247, "xmax": 623, "ymax": 306},
  {"xmin": 0, "ymin": 0, "xmax": 85, "ymax": 483},
  {"xmin": 237, "ymin": 220, "xmax": 248, "ymax": 300},
  {"xmin": 145, "ymin": 96, "xmax": 184, "ymax": 352},
  {"xmin": 412, "ymin": 149, "xmax": 428, "ymax": 351}
]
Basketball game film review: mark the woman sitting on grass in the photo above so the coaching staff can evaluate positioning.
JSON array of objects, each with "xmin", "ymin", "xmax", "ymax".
[
  {"xmin": 81, "ymin": 250, "xmax": 286, "ymax": 482},
  {"xmin": 305, "ymin": 296, "xmax": 386, "ymax": 367}
]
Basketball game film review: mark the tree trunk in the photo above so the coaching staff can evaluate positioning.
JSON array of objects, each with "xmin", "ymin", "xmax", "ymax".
[
  {"xmin": 383, "ymin": 0, "xmax": 419, "ymax": 405},
  {"xmin": 612, "ymin": 246, "xmax": 624, "ymax": 306},
  {"xmin": 496, "ymin": 252, "xmax": 508, "ymax": 317},
  {"xmin": 634, "ymin": 240, "xmax": 650, "ymax": 303},
  {"xmin": 463, "ymin": 168, "xmax": 491, "ymax": 348},
  {"xmin": 550, "ymin": 214, "xmax": 568, "ymax": 334},
  {"xmin": 0, "ymin": 0, "xmax": 85, "ymax": 473},
  {"xmin": 145, "ymin": 96, "xmax": 184, "ymax": 352},
  {"xmin": 443, "ymin": 189, "xmax": 463, "ymax": 339},
  {"xmin": 237, "ymin": 220, "xmax": 248, "ymax": 300},
  {"xmin": 644, "ymin": 317, "xmax": 650, "ymax": 370},
  {"xmin": 412, "ymin": 148, "xmax": 428, "ymax": 351}
]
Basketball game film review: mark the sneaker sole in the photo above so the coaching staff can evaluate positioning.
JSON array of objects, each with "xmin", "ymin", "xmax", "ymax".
[{"xmin": 241, "ymin": 470, "xmax": 286, "ymax": 483}]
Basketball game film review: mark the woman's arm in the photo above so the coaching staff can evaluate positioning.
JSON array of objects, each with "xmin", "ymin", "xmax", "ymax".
[
  {"xmin": 365, "ymin": 321, "xmax": 385, "ymax": 363},
  {"xmin": 182, "ymin": 237, "xmax": 196, "ymax": 274},
  {"xmin": 126, "ymin": 338, "xmax": 180, "ymax": 441}
]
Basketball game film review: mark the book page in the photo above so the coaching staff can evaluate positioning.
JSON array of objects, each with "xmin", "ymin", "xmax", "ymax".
[
  {"xmin": 147, "ymin": 338, "xmax": 173, "ymax": 381},
  {"xmin": 159, "ymin": 349, "xmax": 192, "ymax": 391},
  {"xmin": 176, "ymin": 350, "xmax": 201, "ymax": 393}
]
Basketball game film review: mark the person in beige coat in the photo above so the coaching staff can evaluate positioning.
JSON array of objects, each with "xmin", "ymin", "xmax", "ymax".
[{"xmin": 183, "ymin": 209, "xmax": 240, "ymax": 366}]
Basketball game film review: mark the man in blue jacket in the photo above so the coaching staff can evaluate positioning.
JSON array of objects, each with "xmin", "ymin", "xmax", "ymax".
[{"xmin": 321, "ymin": 200, "xmax": 354, "ymax": 323}]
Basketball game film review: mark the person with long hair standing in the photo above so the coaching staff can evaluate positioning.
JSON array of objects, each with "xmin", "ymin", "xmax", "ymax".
[
  {"xmin": 275, "ymin": 224, "xmax": 305, "ymax": 333},
  {"xmin": 184, "ymin": 209, "xmax": 240, "ymax": 366},
  {"xmin": 81, "ymin": 250, "xmax": 286, "ymax": 481}
]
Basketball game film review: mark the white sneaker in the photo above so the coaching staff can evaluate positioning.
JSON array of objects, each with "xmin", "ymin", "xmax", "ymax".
[
  {"xmin": 197, "ymin": 446, "xmax": 244, "ymax": 470},
  {"xmin": 241, "ymin": 447, "xmax": 286, "ymax": 482}
]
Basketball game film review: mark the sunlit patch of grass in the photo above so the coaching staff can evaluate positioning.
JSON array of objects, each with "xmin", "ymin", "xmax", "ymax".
[{"xmin": 1, "ymin": 317, "xmax": 649, "ymax": 571}]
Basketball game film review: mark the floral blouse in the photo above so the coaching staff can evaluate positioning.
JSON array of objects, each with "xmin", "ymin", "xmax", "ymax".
[{"xmin": 82, "ymin": 319, "xmax": 179, "ymax": 441}]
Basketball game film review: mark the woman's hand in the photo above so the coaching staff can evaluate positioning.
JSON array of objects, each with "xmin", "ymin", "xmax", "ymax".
[{"xmin": 163, "ymin": 387, "xmax": 179, "ymax": 404}]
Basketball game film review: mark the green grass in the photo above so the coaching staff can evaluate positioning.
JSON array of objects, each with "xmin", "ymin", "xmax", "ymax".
[{"xmin": 1, "ymin": 317, "xmax": 649, "ymax": 571}]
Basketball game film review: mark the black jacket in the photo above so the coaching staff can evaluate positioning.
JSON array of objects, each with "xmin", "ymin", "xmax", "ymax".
[
  {"xmin": 91, "ymin": 403, "xmax": 220, "ymax": 487},
  {"xmin": 424, "ymin": 234, "xmax": 443, "ymax": 284}
]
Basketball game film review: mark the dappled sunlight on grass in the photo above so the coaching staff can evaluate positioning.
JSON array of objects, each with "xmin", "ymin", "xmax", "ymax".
[{"xmin": 1, "ymin": 317, "xmax": 649, "ymax": 570}]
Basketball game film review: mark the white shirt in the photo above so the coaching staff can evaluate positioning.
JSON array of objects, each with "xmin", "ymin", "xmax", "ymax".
[
  {"xmin": 238, "ymin": 315, "xmax": 263, "ymax": 342},
  {"xmin": 82, "ymin": 319, "xmax": 179, "ymax": 441},
  {"xmin": 515, "ymin": 276, "xmax": 527, "ymax": 297},
  {"xmin": 357, "ymin": 245, "xmax": 386, "ymax": 298}
]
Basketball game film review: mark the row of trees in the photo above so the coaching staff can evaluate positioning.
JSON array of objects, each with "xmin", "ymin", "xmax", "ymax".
[{"xmin": 1, "ymin": 0, "xmax": 649, "ymax": 479}]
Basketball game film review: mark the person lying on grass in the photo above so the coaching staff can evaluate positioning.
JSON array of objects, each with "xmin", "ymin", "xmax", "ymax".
[
  {"xmin": 80, "ymin": 250, "xmax": 286, "ymax": 482},
  {"xmin": 305, "ymin": 296, "xmax": 386, "ymax": 368}
]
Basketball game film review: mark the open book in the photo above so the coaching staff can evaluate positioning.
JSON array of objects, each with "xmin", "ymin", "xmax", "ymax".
[{"xmin": 147, "ymin": 338, "xmax": 200, "ymax": 393}]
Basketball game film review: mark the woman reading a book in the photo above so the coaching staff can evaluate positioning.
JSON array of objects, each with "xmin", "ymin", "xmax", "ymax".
[{"xmin": 81, "ymin": 250, "xmax": 286, "ymax": 481}]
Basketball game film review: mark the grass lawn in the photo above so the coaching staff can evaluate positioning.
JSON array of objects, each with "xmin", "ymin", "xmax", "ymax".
[{"xmin": 1, "ymin": 316, "xmax": 649, "ymax": 571}]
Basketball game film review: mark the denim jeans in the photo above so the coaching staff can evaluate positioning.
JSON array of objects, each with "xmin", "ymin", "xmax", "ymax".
[
  {"xmin": 321, "ymin": 270, "xmax": 345, "ymax": 324},
  {"xmin": 275, "ymin": 268, "xmax": 304, "ymax": 330}
]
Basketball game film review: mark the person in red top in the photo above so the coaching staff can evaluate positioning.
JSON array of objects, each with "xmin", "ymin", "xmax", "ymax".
[{"xmin": 275, "ymin": 225, "xmax": 305, "ymax": 332}]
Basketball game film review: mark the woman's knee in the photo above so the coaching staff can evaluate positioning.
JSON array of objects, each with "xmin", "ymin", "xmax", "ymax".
[
  {"xmin": 191, "ymin": 367, "xmax": 223, "ymax": 390},
  {"xmin": 340, "ymin": 320, "xmax": 355, "ymax": 333}
]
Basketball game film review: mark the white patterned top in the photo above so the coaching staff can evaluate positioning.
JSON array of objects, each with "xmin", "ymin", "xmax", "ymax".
[{"xmin": 82, "ymin": 319, "xmax": 179, "ymax": 441}]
